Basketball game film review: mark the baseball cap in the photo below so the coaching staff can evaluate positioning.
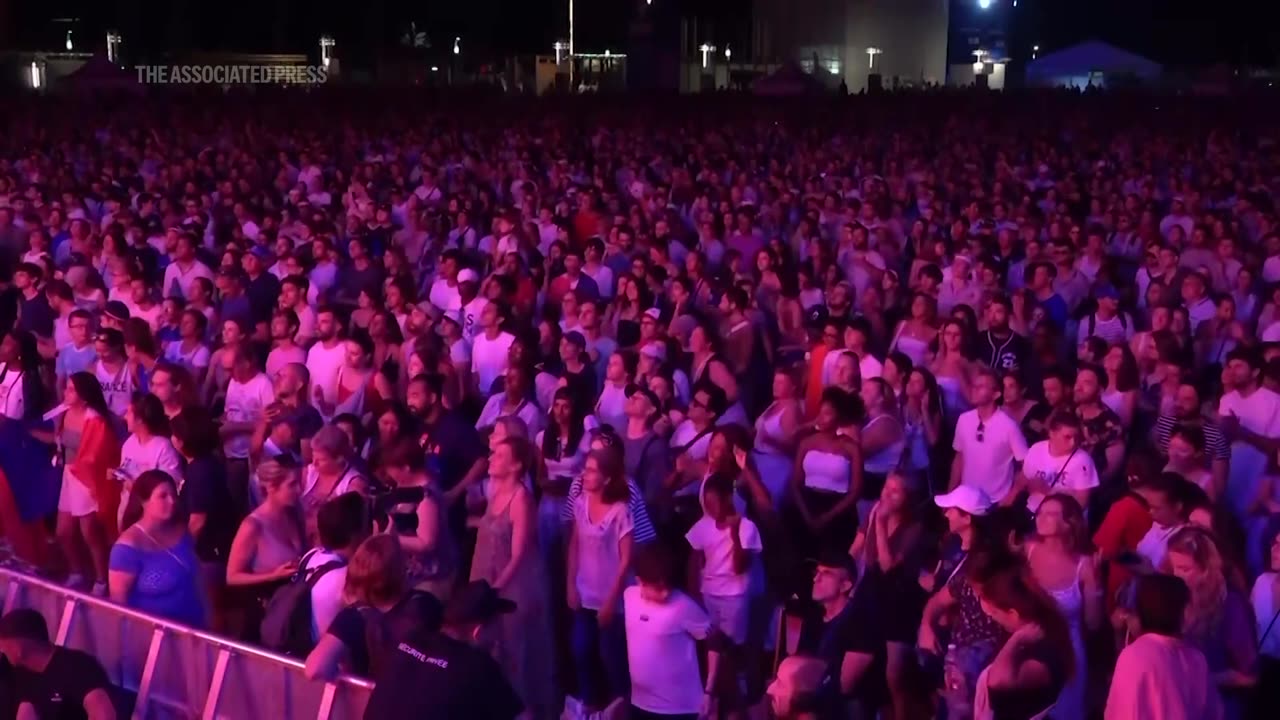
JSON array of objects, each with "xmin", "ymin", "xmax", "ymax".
[
  {"xmin": 249, "ymin": 244, "xmax": 273, "ymax": 259},
  {"xmin": 439, "ymin": 308, "xmax": 464, "ymax": 327},
  {"xmin": 564, "ymin": 330, "xmax": 587, "ymax": 349},
  {"xmin": 934, "ymin": 485, "xmax": 994, "ymax": 516},
  {"xmin": 639, "ymin": 342, "xmax": 667, "ymax": 362},
  {"xmin": 94, "ymin": 328, "xmax": 125, "ymax": 348},
  {"xmin": 642, "ymin": 307, "xmax": 662, "ymax": 322},
  {"xmin": 813, "ymin": 548, "xmax": 857, "ymax": 577},
  {"xmin": 1095, "ymin": 284, "xmax": 1120, "ymax": 301},
  {"xmin": 625, "ymin": 382, "xmax": 660, "ymax": 409},
  {"xmin": 0, "ymin": 609, "xmax": 49, "ymax": 642},
  {"xmin": 457, "ymin": 268, "xmax": 480, "ymax": 284},
  {"xmin": 443, "ymin": 581, "xmax": 516, "ymax": 626},
  {"xmin": 103, "ymin": 300, "xmax": 131, "ymax": 322}
]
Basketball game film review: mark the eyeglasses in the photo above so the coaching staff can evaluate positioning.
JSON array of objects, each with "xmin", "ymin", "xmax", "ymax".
[{"xmin": 976, "ymin": 421, "xmax": 986, "ymax": 443}]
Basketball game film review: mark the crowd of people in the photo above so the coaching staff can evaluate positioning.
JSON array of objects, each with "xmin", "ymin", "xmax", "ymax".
[{"xmin": 0, "ymin": 89, "xmax": 1277, "ymax": 719}]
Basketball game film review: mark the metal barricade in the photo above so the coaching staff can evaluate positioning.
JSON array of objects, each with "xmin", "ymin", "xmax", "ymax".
[{"xmin": 0, "ymin": 568, "xmax": 372, "ymax": 720}]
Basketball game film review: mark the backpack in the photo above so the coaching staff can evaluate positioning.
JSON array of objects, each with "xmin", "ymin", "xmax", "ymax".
[
  {"xmin": 260, "ymin": 549, "xmax": 347, "ymax": 657},
  {"xmin": 352, "ymin": 591, "xmax": 443, "ymax": 678}
]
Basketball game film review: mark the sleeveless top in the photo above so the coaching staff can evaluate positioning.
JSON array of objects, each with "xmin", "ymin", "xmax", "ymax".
[
  {"xmin": 802, "ymin": 448, "xmax": 852, "ymax": 493},
  {"xmin": 863, "ymin": 414, "xmax": 905, "ymax": 474},
  {"xmin": 248, "ymin": 510, "xmax": 302, "ymax": 574},
  {"xmin": 894, "ymin": 333, "xmax": 931, "ymax": 367},
  {"xmin": 753, "ymin": 404, "xmax": 790, "ymax": 458}
]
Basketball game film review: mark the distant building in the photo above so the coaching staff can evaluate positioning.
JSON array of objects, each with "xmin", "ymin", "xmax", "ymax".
[{"xmin": 754, "ymin": 0, "xmax": 951, "ymax": 92}]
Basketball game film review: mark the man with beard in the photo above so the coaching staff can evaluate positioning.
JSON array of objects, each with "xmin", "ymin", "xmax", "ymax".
[
  {"xmin": 258, "ymin": 362, "xmax": 323, "ymax": 462},
  {"xmin": 278, "ymin": 275, "xmax": 315, "ymax": 344},
  {"xmin": 305, "ymin": 306, "xmax": 347, "ymax": 417},
  {"xmin": 407, "ymin": 372, "xmax": 483, "ymax": 496},
  {"xmin": 1073, "ymin": 364, "xmax": 1126, "ymax": 484},
  {"xmin": 1154, "ymin": 381, "xmax": 1230, "ymax": 497},
  {"xmin": 979, "ymin": 295, "xmax": 1029, "ymax": 375}
]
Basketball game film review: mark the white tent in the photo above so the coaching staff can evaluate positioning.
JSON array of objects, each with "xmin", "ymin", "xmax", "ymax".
[{"xmin": 1026, "ymin": 41, "xmax": 1162, "ymax": 89}]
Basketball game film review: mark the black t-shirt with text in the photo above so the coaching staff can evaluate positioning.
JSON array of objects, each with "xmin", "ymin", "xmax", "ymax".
[
  {"xmin": 13, "ymin": 647, "xmax": 112, "ymax": 720},
  {"xmin": 362, "ymin": 630, "xmax": 524, "ymax": 720}
]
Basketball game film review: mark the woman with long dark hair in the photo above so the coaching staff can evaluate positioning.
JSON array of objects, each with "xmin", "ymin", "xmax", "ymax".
[
  {"xmin": 971, "ymin": 559, "xmax": 1076, "ymax": 720},
  {"xmin": 54, "ymin": 371, "xmax": 122, "ymax": 595},
  {"xmin": 850, "ymin": 471, "xmax": 929, "ymax": 720},
  {"xmin": 380, "ymin": 439, "xmax": 456, "ymax": 600},
  {"xmin": 116, "ymin": 393, "xmax": 182, "ymax": 531},
  {"xmin": 1024, "ymin": 495, "xmax": 1101, "ymax": 720},
  {"xmin": 0, "ymin": 329, "xmax": 45, "ymax": 423},
  {"xmin": 109, "ymin": 470, "xmax": 206, "ymax": 628}
]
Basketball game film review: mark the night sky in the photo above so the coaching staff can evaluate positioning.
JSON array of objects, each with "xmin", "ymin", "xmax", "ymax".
[{"xmin": 7, "ymin": 0, "xmax": 1279, "ymax": 67}]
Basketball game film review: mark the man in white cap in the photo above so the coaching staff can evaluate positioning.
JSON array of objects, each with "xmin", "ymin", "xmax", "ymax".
[{"xmin": 457, "ymin": 268, "xmax": 487, "ymax": 344}]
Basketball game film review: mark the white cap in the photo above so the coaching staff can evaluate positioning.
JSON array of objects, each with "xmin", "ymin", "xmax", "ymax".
[
  {"xmin": 640, "ymin": 342, "xmax": 666, "ymax": 362},
  {"xmin": 643, "ymin": 307, "xmax": 661, "ymax": 321},
  {"xmin": 457, "ymin": 268, "xmax": 480, "ymax": 284},
  {"xmin": 934, "ymin": 485, "xmax": 994, "ymax": 516}
]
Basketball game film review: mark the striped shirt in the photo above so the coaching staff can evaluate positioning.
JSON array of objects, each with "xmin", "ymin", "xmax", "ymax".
[
  {"xmin": 561, "ymin": 477, "xmax": 658, "ymax": 544},
  {"xmin": 1154, "ymin": 414, "xmax": 1230, "ymax": 462}
]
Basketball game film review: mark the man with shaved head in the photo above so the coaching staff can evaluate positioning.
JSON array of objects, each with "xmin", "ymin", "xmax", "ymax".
[{"xmin": 767, "ymin": 655, "xmax": 834, "ymax": 720}]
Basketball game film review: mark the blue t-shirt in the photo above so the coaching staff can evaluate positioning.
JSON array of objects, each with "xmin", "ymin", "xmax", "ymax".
[
  {"xmin": 108, "ymin": 533, "xmax": 206, "ymax": 628},
  {"xmin": 1037, "ymin": 293, "xmax": 1070, "ymax": 331},
  {"xmin": 55, "ymin": 344, "xmax": 96, "ymax": 379}
]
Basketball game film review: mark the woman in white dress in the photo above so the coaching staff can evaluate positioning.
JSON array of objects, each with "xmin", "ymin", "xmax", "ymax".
[{"xmin": 888, "ymin": 292, "xmax": 938, "ymax": 367}]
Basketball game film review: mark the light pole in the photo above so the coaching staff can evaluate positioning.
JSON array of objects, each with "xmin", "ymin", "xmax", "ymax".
[
  {"xmin": 568, "ymin": 0, "xmax": 575, "ymax": 86},
  {"xmin": 972, "ymin": 48, "xmax": 988, "ymax": 74},
  {"xmin": 699, "ymin": 43, "xmax": 716, "ymax": 70},
  {"xmin": 320, "ymin": 35, "xmax": 335, "ymax": 70},
  {"xmin": 866, "ymin": 47, "xmax": 882, "ymax": 70}
]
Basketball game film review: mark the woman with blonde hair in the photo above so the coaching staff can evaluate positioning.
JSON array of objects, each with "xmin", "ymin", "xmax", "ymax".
[
  {"xmin": 1163, "ymin": 526, "xmax": 1257, "ymax": 716},
  {"xmin": 301, "ymin": 425, "xmax": 369, "ymax": 543},
  {"xmin": 226, "ymin": 457, "xmax": 305, "ymax": 640}
]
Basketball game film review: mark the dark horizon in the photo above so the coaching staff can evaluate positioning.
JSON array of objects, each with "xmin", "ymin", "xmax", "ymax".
[{"xmin": 2, "ymin": 0, "xmax": 1278, "ymax": 68}]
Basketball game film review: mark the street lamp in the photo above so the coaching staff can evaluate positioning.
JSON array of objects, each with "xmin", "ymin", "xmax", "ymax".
[
  {"xmin": 65, "ymin": 31, "xmax": 73, "ymax": 51},
  {"xmin": 319, "ymin": 35, "xmax": 335, "ymax": 69},
  {"xmin": 453, "ymin": 37, "xmax": 460, "ymax": 55},
  {"xmin": 553, "ymin": 41, "xmax": 569, "ymax": 64},
  {"xmin": 725, "ymin": 45, "xmax": 731, "ymax": 61},
  {"xmin": 973, "ymin": 49, "xmax": 987, "ymax": 73},
  {"xmin": 866, "ymin": 47, "xmax": 882, "ymax": 70},
  {"xmin": 1032, "ymin": 44, "xmax": 1040, "ymax": 59},
  {"xmin": 699, "ymin": 43, "xmax": 716, "ymax": 69},
  {"xmin": 106, "ymin": 31, "xmax": 121, "ymax": 64}
]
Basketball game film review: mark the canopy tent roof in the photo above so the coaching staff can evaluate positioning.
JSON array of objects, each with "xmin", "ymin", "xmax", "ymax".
[
  {"xmin": 1026, "ymin": 41, "xmax": 1163, "ymax": 82},
  {"xmin": 59, "ymin": 54, "xmax": 145, "ymax": 95},
  {"xmin": 752, "ymin": 62, "xmax": 830, "ymax": 97}
]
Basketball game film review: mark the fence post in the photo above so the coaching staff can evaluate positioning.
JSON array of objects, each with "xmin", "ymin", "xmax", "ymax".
[{"xmin": 133, "ymin": 627, "xmax": 167, "ymax": 719}]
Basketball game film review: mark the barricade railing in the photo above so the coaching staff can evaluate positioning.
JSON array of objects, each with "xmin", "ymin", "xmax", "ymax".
[{"xmin": 0, "ymin": 567, "xmax": 373, "ymax": 720}]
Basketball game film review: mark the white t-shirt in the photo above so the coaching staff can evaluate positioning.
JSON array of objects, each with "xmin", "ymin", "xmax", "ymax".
[
  {"xmin": 0, "ymin": 364, "xmax": 27, "ymax": 421},
  {"xmin": 305, "ymin": 341, "xmax": 347, "ymax": 407},
  {"xmin": 460, "ymin": 296, "xmax": 488, "ymax": 344},
  {"xmin": 624, "ymin": 586, "xmax": 711, "ymax": 716},
  {"xmin": 1219, "ymin": 386, "xmax": 1280, "ymax": 515},
  {"xmin": 163, "ymin": 341, "xmax": 211, "ymax": 372},
  {"xmin": 475, "ymin": 395, "xmax": 543, "ymax": 436},
  {"xmin": 127, "ymin": 301, "xmax": 164, "ymax": 333},
  {"xmin": 471, "ymin": 331, "xmax": 515, "ymax": 397},
  {"xmin": 161, "ymin": 260, "xmax": 214, "ymax": 300},
  {"xmin": 1020, "ymin": 441, "xmax": 1100, "ymax": 512},
  {"xmin": 670, "ymin": 420, "xmax": 714, "ymax": 497},
  {"xmin": 266, "ymin": 346, "xmax": 307, "ymax": 379},
  {"xmin": 859, "ymin": 353, "xmax": 884, "ymax": 380},
  {"xmin": 685, "ymin": 516, "xmax": 762, "ymax": 597},
  {"xmin": 292, "ymin": 304, "xmax": 317, "ymax": 343},
  {"xmin": 428, "ymin": 279, "xmax": 461, "ymax": 311},
  {"xmin": 118, "ymin": 434, "xmax": 184, "ymax": 487},
  {"xmin": 953, "ymin": 408, "xmax": 1029, "ymax": 502},
  {"xmin": 571, "ymin": 496, "xmax": 634, "ymax": 611},
  {"xmin": 301, "ymin": 549, "xmax": 348, "ymax": 642},
  {"xmin": 222, "ymin": 372, "xmax": 275, "ymax": 458},
  {"xmin": 447, "ymin": 337, "xmax": 472, "ymax": 368}
]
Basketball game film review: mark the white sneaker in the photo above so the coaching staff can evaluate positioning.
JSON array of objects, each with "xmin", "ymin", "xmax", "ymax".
[
  {"xmin": 63, "ymin": 573, "xmax": 85, "ymax": 589},
  {"xmin": 90, "ymin": 582, "xmax": 107, "ymax": 597}
]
